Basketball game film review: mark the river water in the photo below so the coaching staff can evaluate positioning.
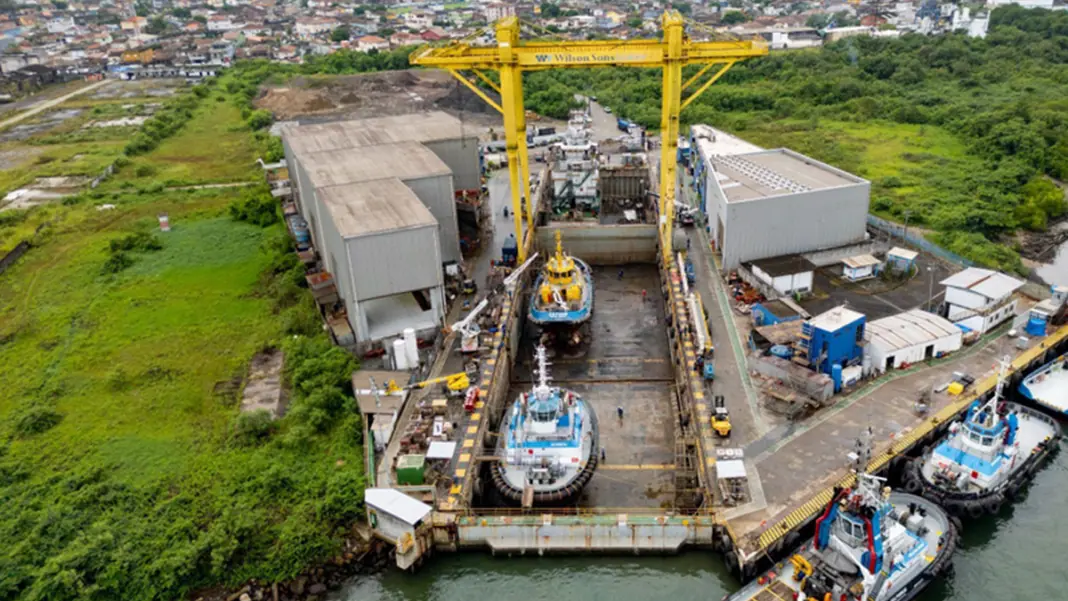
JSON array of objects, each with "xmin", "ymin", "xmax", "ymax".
[{"xmin": 337, "ymin": 450, "xmax": 1067, "ymax": 601}]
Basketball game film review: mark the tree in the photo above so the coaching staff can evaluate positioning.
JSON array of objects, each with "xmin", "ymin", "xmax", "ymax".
[
  {"xmin": 721, "ymin": 10, "xmax": 748, "ymax": 25},
  {"xmin": 52, "ymin": 0, "xmax": 67, "ymax": 8},
  {"xmin": 540, "ymin": 1, "xmax": 561, "ymax": 18},
  {"xmin": 145, "ymin": 16, "xmax": 166, "ymax": 34},
  {"xmin": 193, "ymin": 15, "xmax": 207, "ymax": 24},
  {"xmin": 672, "ymin": 2, "xmax": 692, "ymax": 15},
  {"xmin": 353, "ymin": 5, "xmax": 365, "ymax": 15},
  {"xmin": 806, "ymin": 13, "xmax": 832, "ymax": 28},
  {"xmin": 172, "ymin": 7, "xmax": 191, "ymax": 18},
  {"xmin": 627, "ymin": 17, "xmax": 643, "ymax": 28},
  {"xmin": 330, "ymin": 25, "xmax": 350, "ymax": 42}
]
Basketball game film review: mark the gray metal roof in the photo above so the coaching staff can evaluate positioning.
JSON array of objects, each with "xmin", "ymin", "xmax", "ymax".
[
  {"xmin": 317, "ymin": 177, "xmax": 436, "ymax": 238},
  {"xmin": 303, "ymin": 141, "xmax": 452, "ymax": 188},
  {"xmin": 284, "ymin": 111, "xmax": 467, "ymax": 156},
  {"xmin": 364, "ymin": 488, "xmax": 432, "ymax": 525},
  {"xmin": 710, "ymin": 148, "xmax": 864, "ymax": 202},
  {"xmin": 940, "ymin": 267, "xmax": 1023, "ymax": 302},
  {"xmin": 866, "ymin": 309, "xmax": 961, "ymax": 352}
]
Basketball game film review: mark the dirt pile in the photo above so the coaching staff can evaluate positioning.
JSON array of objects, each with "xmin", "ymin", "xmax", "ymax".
[{"xmin": 255, "ymin": 69, "xmax": 499, "ymax": 121}]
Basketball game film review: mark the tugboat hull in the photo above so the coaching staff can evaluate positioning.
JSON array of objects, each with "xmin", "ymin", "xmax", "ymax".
[
  {"xmin": 492, "ymin": 398, "xmax": 599, "ymax": 506},
  {"xmin": 529, "ymin": 258, "xmax": 594, "ymax": 326},
  {"xmin": 903, "ymin": 403, "xmax": 1060, "ymax": 518},
  {"xmin": 724, "ymin": 493, "xmax": 957, "ymax": 601}
]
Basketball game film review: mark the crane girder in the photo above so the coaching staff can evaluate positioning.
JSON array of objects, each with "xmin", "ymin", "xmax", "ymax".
[{"xmin": 410, "ymin": 11, "xmax": 767, "ymax": 264}]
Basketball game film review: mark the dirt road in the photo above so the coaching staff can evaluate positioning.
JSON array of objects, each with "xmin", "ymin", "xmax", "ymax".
[{"xmin": 0, "ymin": 80, "xmax": 112, "ymax": 131}]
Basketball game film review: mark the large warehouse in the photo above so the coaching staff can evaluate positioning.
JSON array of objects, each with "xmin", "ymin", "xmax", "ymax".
[
  {"xmin": 314, "ymin": 178, "xmax": 445, "ymax": 344},
  {"xmin": 696, "ymin": 145, "xmax": 871, "ymax": 269},
  {"xmin": 282, "ymin": 112, "xmax": 478, "ymax": 349},
  {"xmin": 284, "ymin": 111, "xmax": 480, "ymax": 265}
]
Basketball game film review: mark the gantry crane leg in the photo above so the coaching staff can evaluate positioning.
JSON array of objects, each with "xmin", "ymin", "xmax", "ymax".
[
  {"xmin": 513, "ymin": 72, "xmax": 535, "ymax": 236},
  {"xmin": 659, "ymin": 14, "xmax": 684, "ymax": 267}
]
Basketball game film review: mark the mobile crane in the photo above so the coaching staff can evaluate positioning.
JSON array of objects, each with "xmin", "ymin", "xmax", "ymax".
[{"xmin": 410, "ymin": 11, "xmax": 767, "ymax": 267}]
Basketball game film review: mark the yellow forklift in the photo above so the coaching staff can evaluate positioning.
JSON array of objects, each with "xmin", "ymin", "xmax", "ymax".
[{"xmin": 711, "ymin": 395, "xmax": 731, "ymax": 438}]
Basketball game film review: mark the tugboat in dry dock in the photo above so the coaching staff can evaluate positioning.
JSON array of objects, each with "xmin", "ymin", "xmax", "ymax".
[
  {"xmin": 725, "ymin": 430, "xmax": 957, "ymax": 601},
  {"xmin": 491, "ymin": 345, "xmax": 598, "ymax": 505},
  {"xmin": 902, "ymin": 358, "xmax": 1060, "ymax": 518},
  {"xmin": 528, "ymin": 230, "xmax": 593, "ymax": 347}
]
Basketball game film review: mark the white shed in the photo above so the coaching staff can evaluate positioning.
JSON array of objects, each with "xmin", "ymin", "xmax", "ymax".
[
  {"xmin": 842, "ymin": 254, "xmax": 880, "ymax": 282},
  {"xmin": 365, "ymin": 488, "xmax": 433, "ymax": 569},
  {"xmin": 866, "ymin": 309, "xmax": 962, "ymax": 373}
]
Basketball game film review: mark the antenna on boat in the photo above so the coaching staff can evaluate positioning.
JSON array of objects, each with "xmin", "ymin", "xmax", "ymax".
[{"xmin": 534, "ymin": 344, "xmax": 552, "ymax": 401}]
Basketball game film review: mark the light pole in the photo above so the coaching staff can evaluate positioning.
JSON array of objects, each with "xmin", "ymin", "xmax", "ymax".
[{"xmin": 926, "ymin": 266, "xmax": 934, "ymax": 312}]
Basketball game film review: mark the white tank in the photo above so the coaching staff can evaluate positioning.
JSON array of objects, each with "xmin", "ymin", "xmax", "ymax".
[
  {"xmin": 393, "ymin": 339, "xmax": 409, "ymax": 370},
  {"xmin": 403, "ymin": 328, "xmax": 419, "ymax": 368}
]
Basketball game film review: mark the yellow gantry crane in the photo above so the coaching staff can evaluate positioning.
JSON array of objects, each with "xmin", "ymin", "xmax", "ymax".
[{"xmin": 411, "ymin": 11, "xmax": 767, "ymax": 264}]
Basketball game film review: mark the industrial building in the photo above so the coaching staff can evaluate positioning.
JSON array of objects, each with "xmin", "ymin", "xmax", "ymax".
[
  {"xmin": 940, "ymin": 267, "xmax": 1024, "ymax": 334},
  {"xmin": 865, "ymin": 309, "xmax": 962, "ymax": 373},
  {"xmin": 797, "ymin": 306, "xmax": 866, "ymax": 375},
  {"xmin": 692, "ymin": 141, "xmax": 870, "ymax": 269},
  {"xmin": 311, "ymin": 176, "xmax": 445, "ymax": 345},
  {"xmin": 688, "ymin": 124, "xmax": 763, "ymax": 213},
  {"xmin": 284, "ymin": 111, "xmax": 481, "ymax": 266}
]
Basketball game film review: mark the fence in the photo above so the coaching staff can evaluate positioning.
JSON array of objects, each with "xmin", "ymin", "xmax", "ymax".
[
  {"xmin": 0, "ymin": 241, "xmax": 29, "ymax": 276},
  {"xmin": 866, "ymin": 214, "xmax": 974, "ymax": 268}
]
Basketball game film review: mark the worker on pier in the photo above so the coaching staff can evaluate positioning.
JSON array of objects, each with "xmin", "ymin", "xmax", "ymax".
[{"xmin": 618, "ymin": 268, "xmax": 624, "ymax": 280}]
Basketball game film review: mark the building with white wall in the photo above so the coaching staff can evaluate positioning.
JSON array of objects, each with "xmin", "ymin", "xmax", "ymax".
[
  {"xmin": 940, "ymin": 267, "xmax": 1024, "ymax": 334},
  {"xmin": 365, "ymin": 488, "xmax": 432, "ymax": 570},
  {"xmin": 866, "ymin": 309, "xmax": 962, "ymax": 373},
  {"xmin": 701, "ymin": 147, "xmax": 871, "ymax": 269},
  {"xmin": 749, "ymin": 254, "xmax": 816, "ymax": 296}
]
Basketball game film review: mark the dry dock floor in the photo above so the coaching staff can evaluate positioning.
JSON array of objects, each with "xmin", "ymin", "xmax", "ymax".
[{"xmin": 504, "ymin": 265, "xmax": 678, "ymax": 509}]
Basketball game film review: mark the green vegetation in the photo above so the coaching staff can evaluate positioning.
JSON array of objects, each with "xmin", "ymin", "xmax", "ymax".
[
  {"xmin": 0, "ymin": 67, "xmax": 368, "ymax": 601},
  {"xmin": 524, "ymin": 6, "xmax": 1068, "ymax": 272},
  {"xmin": 0, "ymin": 190, "xmax": 367, "ymax": 601}
]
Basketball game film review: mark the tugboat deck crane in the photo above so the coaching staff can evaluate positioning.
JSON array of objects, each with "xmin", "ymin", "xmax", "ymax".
[{"xmin": 410, "ymin": 11, "xmax": 768, "ymax": 265}]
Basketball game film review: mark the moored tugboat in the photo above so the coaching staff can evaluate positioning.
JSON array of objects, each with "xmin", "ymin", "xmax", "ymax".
[
  {"xmin": 725, "ymin": 430, "xmax": 957, "ymax": 601},
  {"xmin": 903, "ymin": 358, "xmax": 1061, "ymax": 518}
]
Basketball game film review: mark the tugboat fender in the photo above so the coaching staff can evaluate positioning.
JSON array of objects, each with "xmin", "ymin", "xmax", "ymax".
[
  {"xmin": 904, "ymin": 478, "xmax": 922, "ymax": 494},
  {"xmin": 984, "ymin": 494, "xmax": 1003, "ymax": 515},
  {"xmin": 965, "ymin": 501, "xmax": 985, "ymax": 520}
]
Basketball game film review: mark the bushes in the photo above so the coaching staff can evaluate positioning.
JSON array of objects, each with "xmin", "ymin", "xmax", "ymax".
[
  {"xmin": 229, "ymin": 184, "xmax": 279, "ymax": 227},
  {"xmin": 233, "ymin": 410, "xmax": 277, "ymax": 446},
  {"xmin": 124, "ymin": 80, "xmax": 216, "ymax": 156},
  {"xmin": 102, "ymin": 231, "xmax": 162, "ymax": 274}
]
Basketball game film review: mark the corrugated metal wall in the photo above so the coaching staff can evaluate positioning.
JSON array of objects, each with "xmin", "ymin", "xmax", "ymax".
[
  {"xmin": 348, "ymin": 225, "xmax": 443, "ymax": 302},
  {"xmin": 723, "ymin": 183, "xmax": 870, "ymax": 268},
  {"xmin": 405, "ymin": 174, "xmax": 462, "ymax": 264},
  {"xmin": 536, "ymin": 224, "xmax": 658, "ymax": 265},
  {"xmin": 424, "ymin": 138, "xmax": 481, "ymax": 191}
]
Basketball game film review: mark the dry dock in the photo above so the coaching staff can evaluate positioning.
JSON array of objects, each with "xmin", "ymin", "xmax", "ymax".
[{"xmin": 373, "ymin": 176, "xmax": 1066, "ymax": 573}]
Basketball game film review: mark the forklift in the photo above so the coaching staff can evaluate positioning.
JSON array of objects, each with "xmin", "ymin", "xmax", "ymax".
[{"xmin": 711, "ymin": 395, "xmax": 731, "ymax": 437}]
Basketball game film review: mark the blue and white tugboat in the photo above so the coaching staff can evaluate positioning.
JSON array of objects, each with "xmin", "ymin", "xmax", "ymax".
[
  {"xmin": 1019, "ymin": 352, "xmax": 1068, "ymax": 415},
  {"xmin": 726, "ymin": 431, "xmax": 956, "ymax": 601},
  {"xmin": 492, "ymin": 345, "xmax": 598, "ymax": 505},
  {"xmin": 529, "ymin": 230, "xmax": 593, "ymax": 347},
  {"xmin": 904, "ymin": 358, "xmax": 1060, "ymax": 518}
]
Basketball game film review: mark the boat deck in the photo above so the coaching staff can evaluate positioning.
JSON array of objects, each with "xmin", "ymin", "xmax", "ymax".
[
  {"xmin": 1022, "ymin": 357, "xmax": 1068, "ymax": 413},
  {"xmin": 490, "ymin": 264, "xmax": 678, "ymax": 509}
]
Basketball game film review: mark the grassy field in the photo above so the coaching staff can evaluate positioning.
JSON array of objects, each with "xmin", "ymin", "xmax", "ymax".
[
  {"xmin": 732, "ymin": 118, "xmax": 982, "ymax": 223},
  {"xmin": 0, "ymin": 79, "xmax": 365, "ymax": 601},
  {"xmin": 109, "ymin": 100, "xmax": 263, "ymax": 188}
]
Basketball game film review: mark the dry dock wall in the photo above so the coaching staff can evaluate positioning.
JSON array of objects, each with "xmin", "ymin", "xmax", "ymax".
[
  {"xmin": 454, "ymin": 514, "xmax": 718, "ymax": 553},
  {"xmin": 537, "ymin": 223, "xmax": 658, "ymax": 265}
]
